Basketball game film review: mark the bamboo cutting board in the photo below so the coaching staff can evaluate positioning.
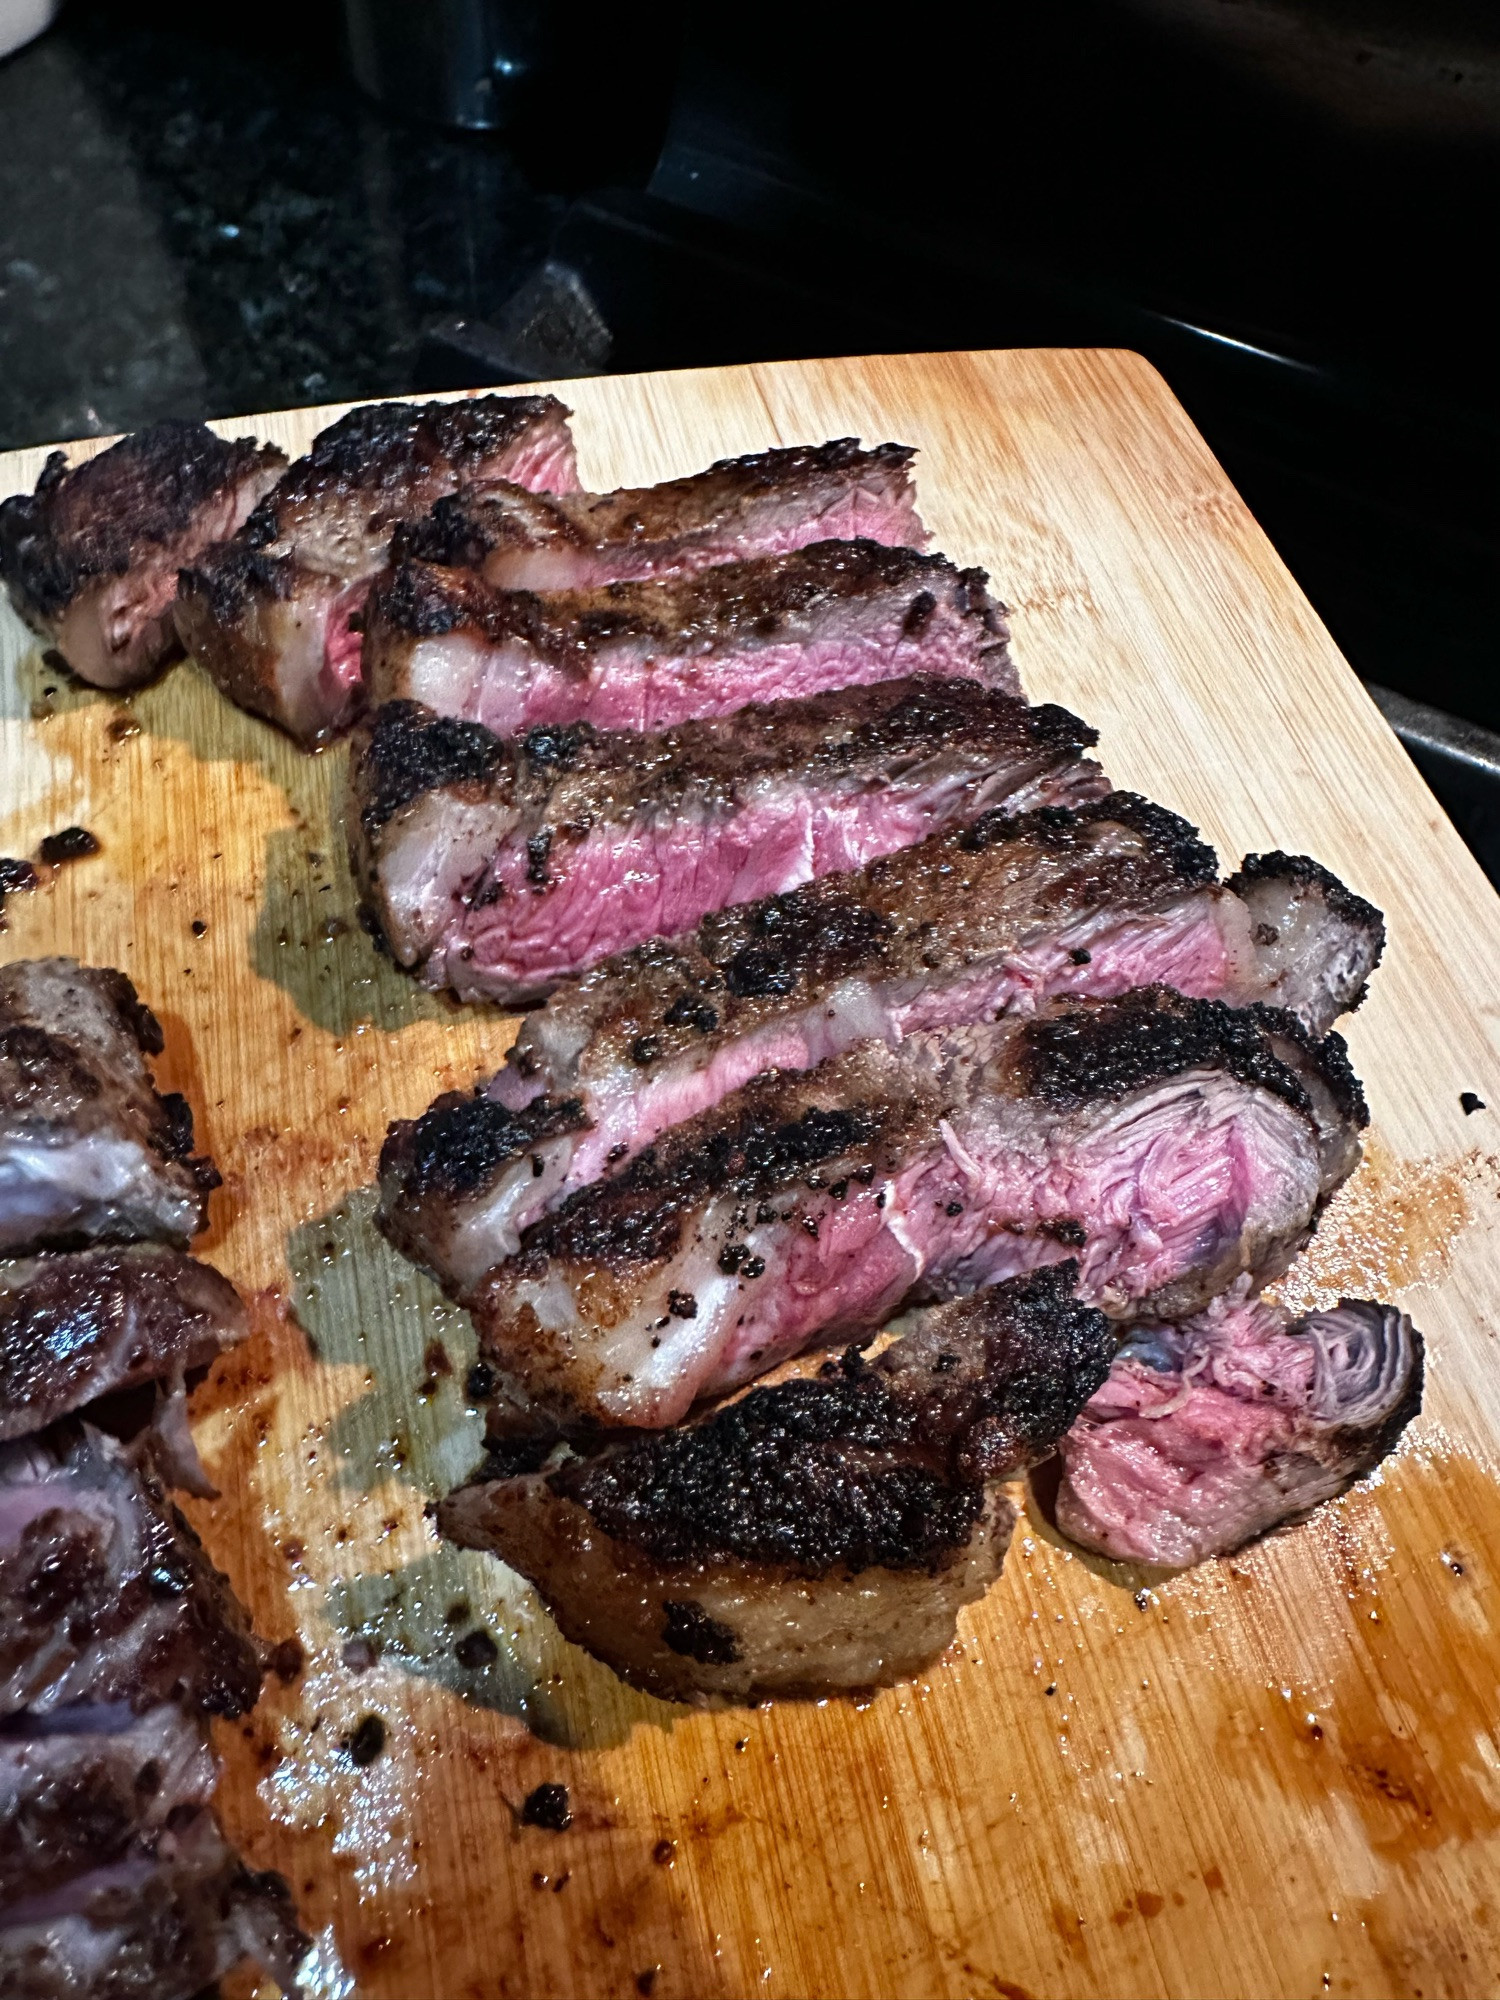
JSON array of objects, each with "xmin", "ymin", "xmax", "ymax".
[{"xmin": 3, "ymin": 349, "xmax": 1500, "ymax": 2000}]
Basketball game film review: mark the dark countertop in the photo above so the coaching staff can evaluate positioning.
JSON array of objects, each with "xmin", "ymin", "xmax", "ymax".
[{"xmin": 0, "ymin": 1, "xmax": 560, "ymax": 449}]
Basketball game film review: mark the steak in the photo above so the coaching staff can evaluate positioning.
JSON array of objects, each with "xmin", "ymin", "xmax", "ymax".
[
  {"xmin": 0, "ymin": 1806, "xmax": 307, "ymax": 2000},
  {"xmin": 464, "ymin": 989, "xmax": 1366, "ymax": 1436},
  {"xmin": 174, "ymin": 394, "xmax": 577, "ymax": 745},
  {"xmin": 0, "ymin": 961, "xmax": 220, "ymax": 1257},
  {"xmin": 0, "ymin": 1248, "xmax": 247, "ymax": 1495},
  {"xmin": 0, "ymin": 422, "xmax": 286, "ymax": 690},
  {"xmin": 440, "ymin": 1267, "xmax": 1113, "ymax": 1701},
  {"xmin": 1055, "ymin": 1289, "xmax": 1424, "ymax": 1565},
  {"xmin": 380, "ymin": 797, "xmax": 1383, "ymax": 1282},
  {"xmin": 351, "ymin": 681, "xmax": 1104, "ymax": 1005},
  {"xmin": 0, "ymin": 1424, "xmax": 262, "ymax": 1721},
  {"xmin": 0, "ymin": 1705, "xmax": 217, "ymax": 1907},
  {"xmin": 393, "ymin": 437, "xmax": 927, "ymax": 591},
  {"xmin": 363, "ymin": 539, "xmax": 1015, "ymax": 739}
]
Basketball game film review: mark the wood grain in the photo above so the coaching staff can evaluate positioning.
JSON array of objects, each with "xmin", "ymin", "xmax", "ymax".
[{"xmin": 4, "ymin": 350, "xmax": 1500, "ymax": 2000}]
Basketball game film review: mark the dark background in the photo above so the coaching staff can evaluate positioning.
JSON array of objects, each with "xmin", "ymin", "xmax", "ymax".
[{"xmin": 0, "ymin": 0, "xmax": 1495, "ymax": 850}]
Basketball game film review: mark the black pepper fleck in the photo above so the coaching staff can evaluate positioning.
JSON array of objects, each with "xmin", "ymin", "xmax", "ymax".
[
  {"xmin": 521, "ymin": 1782, "xmax": 572, "ymax": 1831},
  {"xmin": 344, "ymin": 1714, "xmax": 386, "ymax": 1766},
  {"xmin": 1461, "ymin": 1092, "xmax": 1487, "ymax": 1115}
]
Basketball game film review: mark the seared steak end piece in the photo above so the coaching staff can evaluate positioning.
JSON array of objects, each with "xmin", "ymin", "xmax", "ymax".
[
  {"xmin": 0, "ymin": 960, "xmax": 220, "ymax": 1257},
  {"xmin": 1055, "ymin": 1291, "xmax": 1423, "ymax": 1566},
  {"xmin": 393, "ymin": 437, "xmax": 927, "ymax": 591},
  {"xmin": 175, "ymin": 392, "xmax": 577, "ymax": 745},
  {"xmin": 440, "ymin": 1268, "xmax": 1112, "ymax": 1701},
  {"xmin": 0, "ymin": 1247, "xmax": 247, "ymax": 1492},
  {"xmin": 467, "ymin": 989, "xmax": 1361, "ymax": 1435},
  {"xmin": 350, "ymin": 680, "xmax": 1105, "ymax": 1005},
  {"xmin": 0, "ymin": 1806, "xmax": 308, "ymax": 2000},
  {"xmin": 364, "ymin": 536, "xmax": 1016, "ymax": 740},
  {"xmin": 0, "ymin": 1423, "xmax": 263, "ymax": 1721},
  {"xmin": 1227, "ymin": 850, "xmax": 1385, "ymax": 1024},
  {"xmin": 0, "ymin": 422, "xmax": 286, "ymax": 689}
]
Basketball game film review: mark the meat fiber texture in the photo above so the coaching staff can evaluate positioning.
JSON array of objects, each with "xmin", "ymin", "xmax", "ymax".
[
  {"xmin": 0, "ymin": 960, "xmax": 220, "ymax": 1257},
  {"xmin": 0, "ymin": 1423, "xmax": 264, "ymax": 1722},
  {"xmin": 174, "ymin": 394, "xmax": 578, "ymax": 745},
  {"xmin": 380, "ymin": 796, "xmax": 1384, "ymax": 1282},
  {"xmin": 351, "ymin": 679, "xmax": 1105, "ymax": 1006},
  {"xmin": 1054, "ymin": 1289, "xmax": 1423, "ymax": 1566},
  {"xmin": 363, "ymin": 537, "xmax": 1015, "ymax": 740},
  {"xmin": 0, "ymin": 1803, "xmax": 308, "ymax": 2000},
  {"xmin": 0, "ymin": 421, "xmax": 286, "ymax": 689},
  {"xmin": 394, "ymin": 437, "xmax": 928, "ymax": 592},
  {"xmin": 464, "ymin": 989, "xmax": 1367, "ymax": 1436},
  {"xmin": 440, "ymin": 1268, "xmax": 1114, "ymax": 1701}
]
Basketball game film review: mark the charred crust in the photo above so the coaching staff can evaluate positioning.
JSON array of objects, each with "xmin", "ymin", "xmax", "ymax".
[
  {"xmin": 660, "ymin": 1600, "xmax": 741, "ymax": 1664},
  {"xmin": 1229, "ymin": 850, "xmax": 1386, "ymax": 961},
  {"xmin": 958, "ymin": 789, "xmax": 1213, "ymax": 879},
  {"xmin": 274, "ymin": 394, "xmax": 569, "ymax": 501},
  {"xmin": 382, "ymin": 1089, "xmax": 588, "ymax": 1201},
  {"xmin": 0, "ymin": 423, "xmax": 285, "ymax": 618},
  {"xmin": 370, "ymin": 539, "xmax": 997, "ymax": 654},
  {"xmin": 177, "ymin": 538, "xmax": 297, "ymax": 625},
  {"xmin": 1020, "ymin": 987, "xmax": 1313, "ymax": 1116},
  {"xmin": 97, "ymin": 967, "xmax": 165, "ymax": 1055},
  {"xmin": 541, "ymin": 1268, "xmax": 1111, "ymax": 1576},
  {"xmin": 354, "ymin": 701, "xmax": 507, "ymax": 830},
  {"xmin": 1248, "ymin": 1004, "xmax": 1370, "ymax": 1129},
  {"xmin": 526, "ymin": 1100, "xmax": 885, "ymax": 1271}
]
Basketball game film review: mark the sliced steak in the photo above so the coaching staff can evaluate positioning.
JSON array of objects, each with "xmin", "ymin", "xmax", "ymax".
[
  {"xmin": 465, "ymin": 989, "xmax": 1365, "ymax": 1435},
  {"xmin": 394, "ymin": 438, "xmax": 927, "ymax": 591},
  {"xmin": 380, "ymin": 796, "xmax": 1383, "ymax": 1281},
  {"xmin": 350, "ymin": 682, "xmax": 1105, "ymax": 1006},
  {"xmin": 0, "ymin": 1248, "xmax": 246, "ymax": 1494},
  {"xmin": 174, "ymin": 393, "xmax": 577, "ymax": 745},
  {"xmin": 363, "ymin": 539, "xmax": 1014, "ymax": 739},
  {"xmin": 0, "ymin": 1807, "xmax": 307, "ymax": 2000},
  {"xmin": 440, "ymin": 1267, "xmax": 1113, "ymax": 1701},
  {"xmin": 1055, "ymin": 1290, "xmax": 1424, "ymax": 1566},
  {"xmin": 0, "ymin": 1424, "xmax": 262, "ymax": 1721},
  {"xmin": 0, "ymin": 1705, "xmax": 217, "ymax": 1907},
  {"xmin": 0, "ymin": 961, "xmax": 220, "ymax": 1257},
  {"xmin": 0, "ymin": 422, "xmax": 286, "ymax": 690}
]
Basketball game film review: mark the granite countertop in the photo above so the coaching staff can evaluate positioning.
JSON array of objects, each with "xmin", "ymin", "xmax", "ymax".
[{"xmin": 0, "ymin": 2, "xmax": 561, "ymax": 451}]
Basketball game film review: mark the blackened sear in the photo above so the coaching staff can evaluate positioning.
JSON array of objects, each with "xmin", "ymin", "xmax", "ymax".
[
  {"xmin": 552, "ymin": 1265, "xmax": 1111, "ymax": 1573},
  {"xmin": 0, "ymin": 420, "xmax": 286, "ymax": 690},
  {"xmin": 438, "ymin": 1269, "xmax": 1112, "ymax": 1701},
  {"xmin": 381, "ymin": 1089, "xmax": 589, "ymax": 1203}
]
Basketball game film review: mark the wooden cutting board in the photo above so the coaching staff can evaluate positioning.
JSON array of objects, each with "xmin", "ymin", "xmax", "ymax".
[{"xmin": 4, "ymin": 349, "xmax": 1500, "ymax": 2000}]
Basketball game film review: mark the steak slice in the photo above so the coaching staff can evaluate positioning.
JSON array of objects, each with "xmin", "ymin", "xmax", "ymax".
[
  {"xmin": 0, "ymin": 1424, "xmax": 262, "ymax": 1721},
  {"xmin": 0, "ymin": 1705, "xmax": 217, "ymax": 1907},
  {"xmin": 0, "ymin": 421, "xmax": 286, "ymax": 690},
  {"xmin": 174, "ymin": 393, "xmax": 577, "ymax": 745},
  {"xmin": 0, "ymin": 1248, "xmax": 247, "ymax": 1495},
  {"xmin": 363, "ymin": 538, "xmax": 1015, "ymax": 738},
  {"xmin": 0, "ymin": 1807, "xmax": 307, "ymax": 2000},
  {"xmin": 0, "ymin": 961, "xmax": 220, "ymax": 1257},
  {"xmin": 350, "ymin": 682, "xmax": 1105, "ymax": 1006},
  {"xmin": 440, "ymin": 1267, "xmax": 1113, "ymax": 1702},
  {"xmin": 380, "ymin": 796, "xmax": 1383, "ymax": 1282},
  {"xmin": 393, "ymin": 438, "xmax": 927, "ymax": 591},
  {"xmin": 1055, "ymin": 1290, "xmax": 1424, "ymax": 1566},
  {"xmin": 466, "ymin": 989, "xmax": 1366, "ymax": 1436}
]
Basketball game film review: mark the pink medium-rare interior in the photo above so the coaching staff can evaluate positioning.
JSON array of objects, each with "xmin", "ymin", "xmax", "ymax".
[
  {"xmin": 398, "ymin": 611, "xmax": 1011, "ymax": 740},
  {"xmin": 511, "ymin": 1068, "xmax": 1321, "ymax": 1428},
  {"xmin": 1055, "ymin": 1296, "xmax": 1319, "ymax": 1564},
  {"xmin": 427, "ymin": 768, "xmax": 1002, "ymax": 998},
  {"xmin": 488, "ymin": 481, "xmax": 929, "ymax": 591},
  {"xmin": 560, "ymin": 899, "xmax": 1238, "ymax": 1191}
]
